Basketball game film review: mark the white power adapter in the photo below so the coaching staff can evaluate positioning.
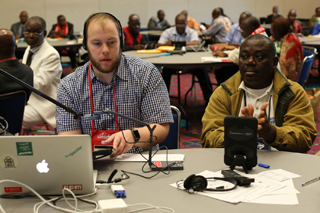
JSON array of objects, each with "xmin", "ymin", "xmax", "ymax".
[{"xmin": 98, "ymin": 198, "xmax": 128, "ymax": 213}]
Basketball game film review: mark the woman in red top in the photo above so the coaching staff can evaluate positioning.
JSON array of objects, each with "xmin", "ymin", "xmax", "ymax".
[{"xmin": 271, "ymin": 17, "xmax": 303, "ymax": 81}]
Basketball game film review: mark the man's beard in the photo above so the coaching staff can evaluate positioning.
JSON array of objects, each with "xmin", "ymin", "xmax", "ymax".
[{"xmin": 88, "ymin": 51, "xmax": 121, "ymax": 74}]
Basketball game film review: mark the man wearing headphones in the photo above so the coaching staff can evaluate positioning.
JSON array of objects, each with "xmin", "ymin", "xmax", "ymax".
[{"xmin": 56, "ymin": 13, "xmax": 173, "ymax": 158}]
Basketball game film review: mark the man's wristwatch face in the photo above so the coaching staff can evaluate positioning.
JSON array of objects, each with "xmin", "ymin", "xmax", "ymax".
[{"xmin": 131, "ymin": 128, "xmax": 140, "ymax": 143}]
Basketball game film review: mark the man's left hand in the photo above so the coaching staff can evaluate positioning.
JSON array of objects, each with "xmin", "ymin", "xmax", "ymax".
[
  {"xmin": 213, "ymin": 50, "xmax": 227, "ymax": 57},
  {"xmin": 102, "ymin": 130, "xmax": 134, "ymax": 158},
  {"xmin": 257, "ymin": 102, "xmax": 276, "ymax": 142},
  {"xmin": 134, "ymin": 44, "xmax": 145, "ymax": 50}
]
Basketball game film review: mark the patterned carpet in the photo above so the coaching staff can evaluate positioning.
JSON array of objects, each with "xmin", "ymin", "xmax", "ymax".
[{"xmin": 170, "ymin": 61, "xmax": 320, "ymax": 155}]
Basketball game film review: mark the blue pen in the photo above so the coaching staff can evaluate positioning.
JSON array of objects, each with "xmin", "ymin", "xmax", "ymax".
[{"xmin": 258, "ymin": 163, "xmax": 270, "ymax": 168}]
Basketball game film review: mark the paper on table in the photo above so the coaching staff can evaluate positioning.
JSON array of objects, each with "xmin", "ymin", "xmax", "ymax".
[
  {"xmin": 244, "ymin": 183, "xmax": 299, "ymax": 205},
  {"xmin": 137, "ymin": 49, "xmax": 161, "ymax": 53},
  {"xmin": 171, "ymin": 169, "xmax": 300, "ymax": 205},
  {"xmin": 115, "ymin": 153, "xmax": 185, "ymax": 162},
  {"xmin": 171, "ymin": 170, "xmax": 267, "ymax": 204},
  {"xmin": 66, "ymin": 40, "xmax": 77, "ymax": 44},
  {"xmin": 201, "ymin": 57, "xmax": 231, "ymax": 62}
]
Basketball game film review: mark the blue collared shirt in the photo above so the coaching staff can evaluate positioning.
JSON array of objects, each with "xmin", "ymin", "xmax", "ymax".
[
  {"xmin": 223, "ymin": 23, "xmax": 244, "ymax": 45},
  {"xmin": 56, "ymin": 54, "xmax": 173, "ymax": 150},
  {"xmin": 157, "ymin": 26, "xmax": 199, "ymax": 43}
]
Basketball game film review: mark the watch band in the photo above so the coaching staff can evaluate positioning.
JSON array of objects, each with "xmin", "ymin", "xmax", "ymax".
[{"xmin": 131, "ymin": 128, "xmax": 140, "ymax": 143}]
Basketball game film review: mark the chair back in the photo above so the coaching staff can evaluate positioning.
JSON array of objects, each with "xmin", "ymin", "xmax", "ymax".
[
  {"xmin": 159, "ymin": 105, "xmax": 181, "ymax": 150},
  {"xmin": 0, "ymin": 90, "xmax": 26, "ymax": 135},
  {"xmin": 295, "ymin": 47, "xmax": 317, "ymax": 86}
]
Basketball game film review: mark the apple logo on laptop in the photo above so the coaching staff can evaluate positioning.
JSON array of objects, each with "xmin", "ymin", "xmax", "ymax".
[{"xmin": 36, "ymin": 160, "xmax": 50, "ymax": 173}]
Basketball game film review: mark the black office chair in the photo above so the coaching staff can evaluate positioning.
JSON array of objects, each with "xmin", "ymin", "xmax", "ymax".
[
  {"xmin": 0, "ymin": 90, "xmax": 27, "ymax": 135},
  {"xmin": 159, "ymin": 105, "xmax": 181, "ymax": 150}
]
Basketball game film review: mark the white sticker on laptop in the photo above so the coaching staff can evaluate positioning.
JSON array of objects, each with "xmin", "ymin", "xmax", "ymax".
[{"xmin": 0, "ymin": 154, "xmax": 18, "ymax": 170}]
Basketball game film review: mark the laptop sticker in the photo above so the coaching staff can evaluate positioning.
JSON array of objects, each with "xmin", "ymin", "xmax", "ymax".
[
  {"xmin": 16, "ymin": 142, "xmax": 33, "ymax": 156},
  {"xmin": 65, "ymin": 146, "xmax": 82, "ymax": 158},
  {"xmin": 0, "ymin": 154, "xmax": 18, "ymax": 170}
]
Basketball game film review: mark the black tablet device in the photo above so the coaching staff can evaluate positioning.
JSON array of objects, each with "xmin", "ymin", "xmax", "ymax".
[{"xmin": 224, "ymin": 116, "xmax": 258, "ymax": 173}]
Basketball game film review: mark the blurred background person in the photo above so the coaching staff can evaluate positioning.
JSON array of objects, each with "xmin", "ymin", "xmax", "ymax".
[
  {"xmin": 309, "ymin": 7, "xmax": 320, "ymax": 28},
  {"xmin": 123, "ymin": 14, "xmax": 146, "ymax": 51},
  {"xmin": 10, "ymin": 11, "xmax": 28, "ymax": 39},
  {"xmin": 148, "ymin": 10, "xmax": 170, "ymax": 31},
  {"xmin": 181, "ymin": 10, "xmax": 200, "ymax": 31},
  {"xmin": 287, "ymin": 9, "xmax": 302, "ymax": 35},
  {"xmin": 271, "ymin": 17, "xmax": 303, "ymax": 80},
  {"xmin": 266, "ymin": 6, "xmax": 282, "ymax": 24}
]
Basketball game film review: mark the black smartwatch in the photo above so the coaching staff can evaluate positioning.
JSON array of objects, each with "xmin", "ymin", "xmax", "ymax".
[{"xmin": 131, "ymin": 129, "xmax": 140, "ymax": 143}]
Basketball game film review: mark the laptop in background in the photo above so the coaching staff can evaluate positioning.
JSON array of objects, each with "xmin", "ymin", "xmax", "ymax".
[
  {"xmin": 0, "ymin": 135, "xmax": 95, "ymax": 195},
  {"xmin": 186, "ymin": 41, "xmax": 206, "ymax": 52}
]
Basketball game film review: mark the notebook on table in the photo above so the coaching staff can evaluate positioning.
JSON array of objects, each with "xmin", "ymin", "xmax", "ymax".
[{"xmin": 0, "ymin": 135, "xmax": 95, "ymax": 195}]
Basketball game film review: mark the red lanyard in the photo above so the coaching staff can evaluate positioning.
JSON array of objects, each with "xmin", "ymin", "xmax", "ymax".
[
  {"xmin": 88, "ymin": 62, "xmax": 119, "ymax": 131},
  {"xmin": 0, "ymin": 57, "xmax": 16, "ymax": 63}
]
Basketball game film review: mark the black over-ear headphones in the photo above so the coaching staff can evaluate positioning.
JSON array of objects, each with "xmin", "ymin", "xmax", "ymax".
[
  {"xmin": 182, "ymin": 174, "xmax": 237, "ymax": 193},
  {"xmin": 82, "ymin": 12, "xmax": 124, "ymax": 50}
]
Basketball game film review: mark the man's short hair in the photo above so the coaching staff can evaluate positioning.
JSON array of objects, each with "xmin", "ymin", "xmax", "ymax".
[
  {"xmin": 244, "ymin": 34, "xmax": 276, "ymax": 56},
  {"xmin": 245, "ymin": 16, "xmax": 260, "ymax": 30},
  {"xmin": 241, "ymin": 11, "xmax": 252, "ymax": 18},
  {"xmin": 175, "ymin": 13, "xmax": 186, "ymax": 21},
  {"xmin": 84, "ymin": 13, "xmax": 121, "ymax": 37},
  {"xmin": 57, "ymin": 15, "xmax": 64, "ymax": 21},
  {"xmin": 27, "ymin": 16, "xmax": 46, "ymax": 31}
]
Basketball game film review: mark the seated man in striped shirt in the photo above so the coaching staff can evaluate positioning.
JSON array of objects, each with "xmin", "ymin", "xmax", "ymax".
[{"xmin": 56, "ymin": 13, "xmax": 173, "ymax": 158}]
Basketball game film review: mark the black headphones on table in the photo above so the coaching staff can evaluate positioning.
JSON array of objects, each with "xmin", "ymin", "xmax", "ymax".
[
  {"xmin": 180, "ymin": 174, "xmax": 237, "ymax": 193},
  {"xmin": 82, "ymin": 12, "xmax": 124, "ymax": 50}
]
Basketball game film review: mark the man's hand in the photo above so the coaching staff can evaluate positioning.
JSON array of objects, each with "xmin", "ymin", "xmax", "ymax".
[
  {"xmin": 164, "ymin": 40, "xmax": 173, "ymax": 46},
  {"xmin": 134, "ymin": 44, "xmax": 145, "ymax": 50},
  {"xmin": 102, "ymin": 130, "xmax": 135, "ymax": 158},
  {"xmin": 213, "ymin": 50, "xmax": 227, "ymax": 57},
  {"xmin": 240, "ymin": 103, "xmax": 254, "ymax": 117},
  {"xmin": 241, "ymin": 103, "xmax": 276, "ymax": 143},
  {"xmin": 257, "ymin": 102, "xmax": 276, "ymax": 142}
]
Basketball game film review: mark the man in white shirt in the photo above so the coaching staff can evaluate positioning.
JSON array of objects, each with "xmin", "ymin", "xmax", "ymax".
[{"xmin": 22, "ymin": 16, "xmax": 62, "ymax": 129}]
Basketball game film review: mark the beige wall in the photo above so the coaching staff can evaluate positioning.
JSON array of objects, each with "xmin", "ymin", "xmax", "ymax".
[{"xmin": 1, "ymin": 0, "xmax": 319, "ymax": 34}]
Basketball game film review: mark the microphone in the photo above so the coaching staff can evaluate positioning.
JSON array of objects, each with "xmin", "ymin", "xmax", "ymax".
[
  {"xmin": 84, "ymin": 114, "xmax": 101, "ymax": 120},
  {"xmin": 0, "ymin": 68, "xmax": 114, "ymax": 158},
  {"xmin": 0, "ymin": 68, "xmax": 83, "ymax": 120}
]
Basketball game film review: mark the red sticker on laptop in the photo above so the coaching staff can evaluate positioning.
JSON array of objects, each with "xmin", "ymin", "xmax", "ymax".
[
  {"xmin": 154, "ymin": 162, "xmax": 162, "ymax": 167},
  {"xmin": 62, "ymin": 184, "xmax": 83, "ymax": 191},
  {"xmin": 4, "ymin": 187, "xmax": 22, "ymax": 193}
]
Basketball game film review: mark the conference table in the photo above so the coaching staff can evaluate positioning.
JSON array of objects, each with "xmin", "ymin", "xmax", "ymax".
[
  {"xmin": 299, "ymin": 36, "xmax": 320, "ymax": 48},
  {"xmin": 123, "ymin": 50, "xmax": 232, "ymax": 70},
  {"xmin": 16, "ymin": 38, "xmax": 83, "ymax": 51},
  {"xmin": 1, "ymin": 148, "xmax": 319, "ymax": 212}
]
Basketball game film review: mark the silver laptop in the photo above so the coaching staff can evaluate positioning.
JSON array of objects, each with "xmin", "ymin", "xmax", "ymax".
[
  {"xmin": 0, "ymin": 135, "xmax": 95, "ymax": 195},
  {"xmin": 186, "ymin": 40, "xmax": 206, "ymax": 52}
]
